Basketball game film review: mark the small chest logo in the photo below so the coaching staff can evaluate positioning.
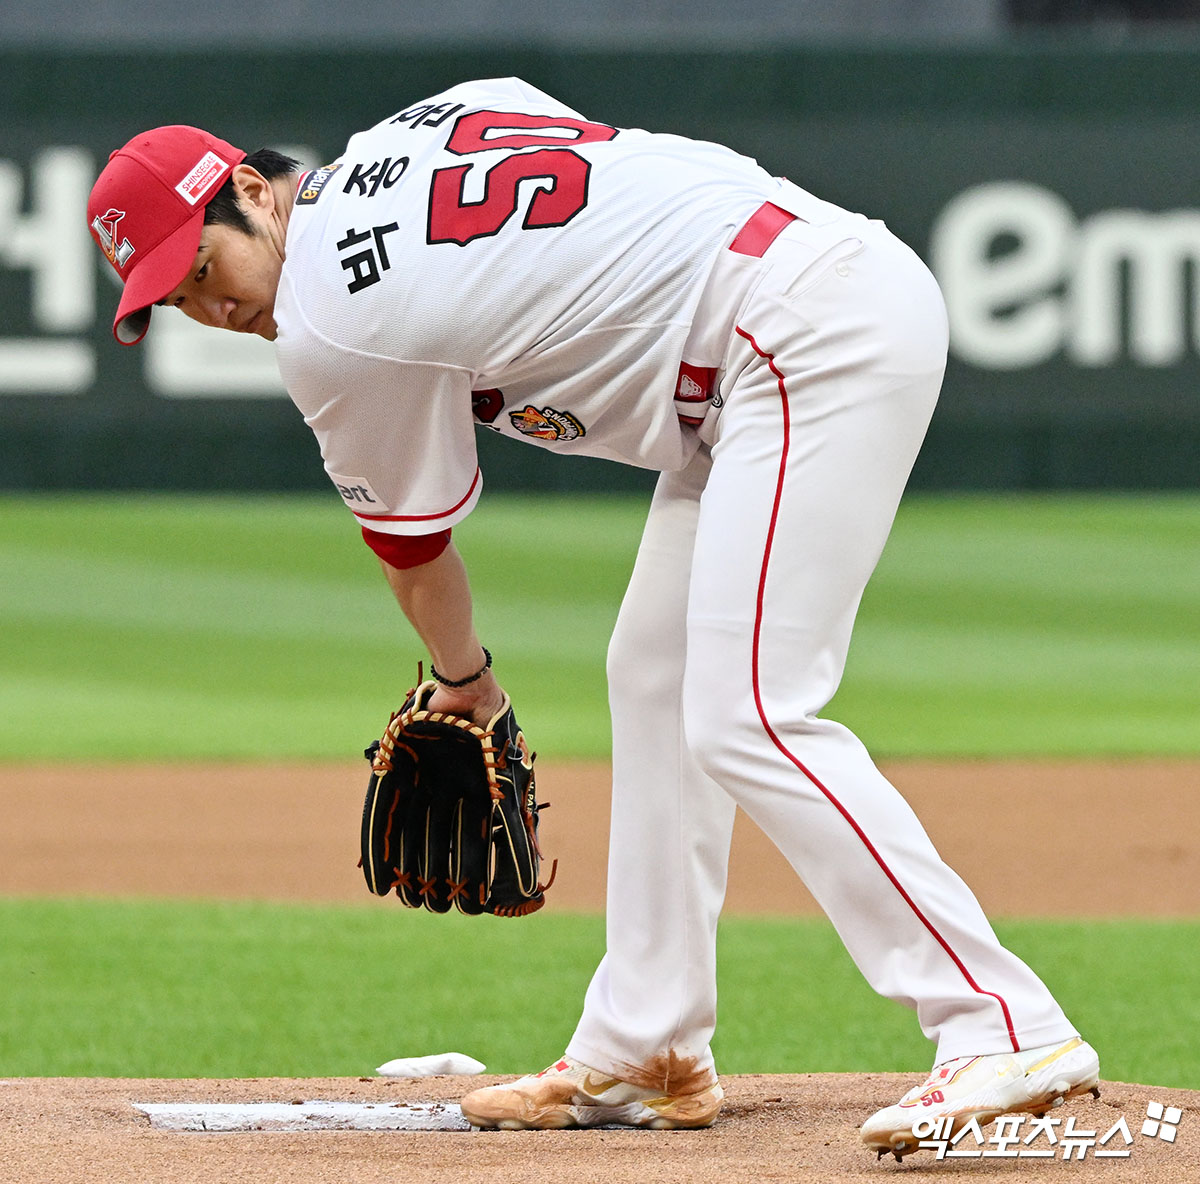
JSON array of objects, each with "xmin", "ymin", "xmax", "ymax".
[
  {"xmin": 509, "ymin": 405, "xmax": 585, "ymax": 442},
  {"xmin": 91, "ymin": 208, "xmax": 135, "ymax": 269}
]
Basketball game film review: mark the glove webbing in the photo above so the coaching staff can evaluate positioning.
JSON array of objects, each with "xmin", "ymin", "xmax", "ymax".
[{"xmin": 372, "ymin": 708, "xmax": 507, "ymax": 801}]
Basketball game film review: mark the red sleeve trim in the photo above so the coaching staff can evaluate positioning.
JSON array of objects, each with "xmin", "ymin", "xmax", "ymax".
[
  {"xmin": 361, "ymin": 526, "xmax": 452, "ymax": 569},
  {"xmin": 354, "ymin": 468, "xmax": 481, "ymax": 522}
]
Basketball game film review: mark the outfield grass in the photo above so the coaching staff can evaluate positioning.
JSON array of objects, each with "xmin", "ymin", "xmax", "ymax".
[
  {"xmin": 0, "ymin": 898, "xmax": 1195, "ymax": 1088},
  {"xmin": 838, "ymin": 493, "xmax": 1200, "ymax": 756},
  {"xmin": 3, "ymin": 494, "xmax": 1195, "ymax": 1086},
  {"xmin": 1, "ymin": 491, "xmax": 1196, "ymax": 760}
]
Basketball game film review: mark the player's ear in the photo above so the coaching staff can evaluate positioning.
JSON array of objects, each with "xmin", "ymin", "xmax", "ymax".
[{"xmin": 231, "ymin": 164, "xmax": 275, "ymax": 214}]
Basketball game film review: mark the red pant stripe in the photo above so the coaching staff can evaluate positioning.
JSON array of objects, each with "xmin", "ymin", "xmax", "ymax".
[{"xmin": 734, "ymin": 323, "xmax": 1020, "ymax": 1053}]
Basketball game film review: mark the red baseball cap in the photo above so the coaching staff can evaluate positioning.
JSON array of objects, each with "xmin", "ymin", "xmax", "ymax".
[{"xmin": 88, "ymin": 126, "xmax": 246, "ymax": 345}]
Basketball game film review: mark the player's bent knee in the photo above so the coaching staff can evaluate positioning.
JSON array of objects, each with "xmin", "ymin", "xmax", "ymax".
[
  {"xmin": 606, "ymin": 627, "xmax": 685, "ymax": 703},
  {"xmin": 679, "ymin": 699, "xmax": 760, "ymax": 785},
  {"xmin": 681, "ymin": 686, "xmax": 836, "ymax": 791}
]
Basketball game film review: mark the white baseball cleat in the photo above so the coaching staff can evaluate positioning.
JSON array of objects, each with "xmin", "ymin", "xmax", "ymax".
[
  {"xmin": 860, "ymin": 1036, "xmax": 1101, "ymax": 1160},
  {"xmin": 460, "ymin": 1055, "xmax": 724, "ymax": 1130}
]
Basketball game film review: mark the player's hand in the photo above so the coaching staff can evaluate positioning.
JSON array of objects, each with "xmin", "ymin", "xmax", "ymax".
[{"xmin": 426, "ymin": 669, "xmax": 505, "ymax": 727}]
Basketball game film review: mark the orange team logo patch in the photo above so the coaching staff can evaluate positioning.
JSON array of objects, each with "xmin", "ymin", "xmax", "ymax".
[{"xmin": 509, "ymin": 405, "xmax": 585, "ymax": 442}]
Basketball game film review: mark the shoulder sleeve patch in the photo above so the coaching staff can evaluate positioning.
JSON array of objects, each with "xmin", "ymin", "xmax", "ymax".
[
  {"xmin": 329, "ymin": 472, "xmax": 387, "ymax": 511},
  {"xmin": 296, "ymin": 163, "xmax": 343, "ymax": 205}
]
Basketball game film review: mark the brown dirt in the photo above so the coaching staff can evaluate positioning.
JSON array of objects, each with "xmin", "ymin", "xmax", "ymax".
[
  {"xmin": 3, "ymin": 758, "xmax": 1198, "ymax": 915},
  {"xmin": 1, "ymin": 1073, "xmax": 1196, "ymax": 1184},
  {"xmin": 2, "ymin": 758, "xmax": 1198, "ymax": 1182}
]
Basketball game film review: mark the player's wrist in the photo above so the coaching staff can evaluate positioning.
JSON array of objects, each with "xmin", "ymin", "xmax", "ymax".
[{"xmin": 430, "ymin": 645, "xmax": 492, "ymax": 688}]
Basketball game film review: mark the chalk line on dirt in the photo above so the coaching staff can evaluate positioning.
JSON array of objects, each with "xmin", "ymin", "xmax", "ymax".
[{"xmin": 133, "ymin": 1099, "xmax": 472, "ymax": 1132}]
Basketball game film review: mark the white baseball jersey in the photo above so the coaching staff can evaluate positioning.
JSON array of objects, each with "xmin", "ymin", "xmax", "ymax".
[{"xmin": 274, "ymin": 77, "xmax": 788, "ymax": 535}]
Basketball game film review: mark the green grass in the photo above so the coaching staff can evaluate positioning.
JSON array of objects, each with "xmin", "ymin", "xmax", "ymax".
[
  {"xmin": 1, "ymin": 491, "xmax": 1197, "ymax": 759},
  {"xmin": 0, "ymin": 493, "xmax": 642, "ymax": 760},
  {"xmin": 3, "ymin": 496, "xmax": 1194, "ymax": 1089},
  {"xmin": 834, "ymin": 493, "xmax": 1200, "ymax": 756},
  {"xmin": 0, "ymin": 898, "xmax": 1196, "ymax": 1088}
]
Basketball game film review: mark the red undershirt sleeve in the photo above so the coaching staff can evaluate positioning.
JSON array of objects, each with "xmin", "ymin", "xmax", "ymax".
[{"xmin": 360, "ymin": 526, "xmax": 452, "ymax": 569}]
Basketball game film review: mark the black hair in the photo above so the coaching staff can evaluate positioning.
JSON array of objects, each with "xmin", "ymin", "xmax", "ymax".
[{"xmin": 203, "ymin": 148, "xmax": 301, "ymax": 235}]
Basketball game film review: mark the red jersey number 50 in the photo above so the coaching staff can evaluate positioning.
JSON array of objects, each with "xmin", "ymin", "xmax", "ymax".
[{"xmin": 427, "ymin": 111, "xmax": 618, "ymax": 247}]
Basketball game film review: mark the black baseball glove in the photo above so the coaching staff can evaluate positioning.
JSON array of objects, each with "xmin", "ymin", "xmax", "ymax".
[{"xmin": 361, "ymin": 681, "xmax": 554, "ymax": 916}]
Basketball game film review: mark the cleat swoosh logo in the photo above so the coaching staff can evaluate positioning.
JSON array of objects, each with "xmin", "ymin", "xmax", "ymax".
[{"xmin": 581, "ymin": 1073, "xmax": 623, "ymax": 1097}]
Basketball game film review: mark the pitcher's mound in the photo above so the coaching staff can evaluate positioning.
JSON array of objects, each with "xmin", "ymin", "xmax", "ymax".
[{"xmin": 2, "ymin": 1073, "xmax": 1195, "ymax": 1183}]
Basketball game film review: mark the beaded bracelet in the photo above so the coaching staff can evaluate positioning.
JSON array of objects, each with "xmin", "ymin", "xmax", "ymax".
[{"xmin": 430, "ymin": 647, "xmax": 492, "ymax": 688}]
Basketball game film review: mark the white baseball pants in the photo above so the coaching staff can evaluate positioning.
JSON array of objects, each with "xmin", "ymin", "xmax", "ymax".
[{"xmin": 566, "ymin": 207, "xmax": 1078, "ymax": 1089}]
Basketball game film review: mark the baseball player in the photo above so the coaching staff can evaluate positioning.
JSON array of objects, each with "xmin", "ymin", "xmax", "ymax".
[{"xmin": 88, "ymin": 77, "xmax": 1099, "ymax": 1156}]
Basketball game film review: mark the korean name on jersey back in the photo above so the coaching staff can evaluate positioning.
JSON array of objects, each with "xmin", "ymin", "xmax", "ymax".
[{"xmin": 388, "ymin": 99, "xmax": 466, "ymax": 131}]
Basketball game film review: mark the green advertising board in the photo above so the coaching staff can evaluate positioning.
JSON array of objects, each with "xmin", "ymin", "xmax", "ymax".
[{"xmin": 1, "ymin": 47, "xmax": 1197, "ymax": 491}]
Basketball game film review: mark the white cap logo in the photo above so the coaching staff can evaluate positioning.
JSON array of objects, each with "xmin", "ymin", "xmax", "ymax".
[{"xmin": 92, "ymin": 207, "xmax": 136, "ymax": 269}]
